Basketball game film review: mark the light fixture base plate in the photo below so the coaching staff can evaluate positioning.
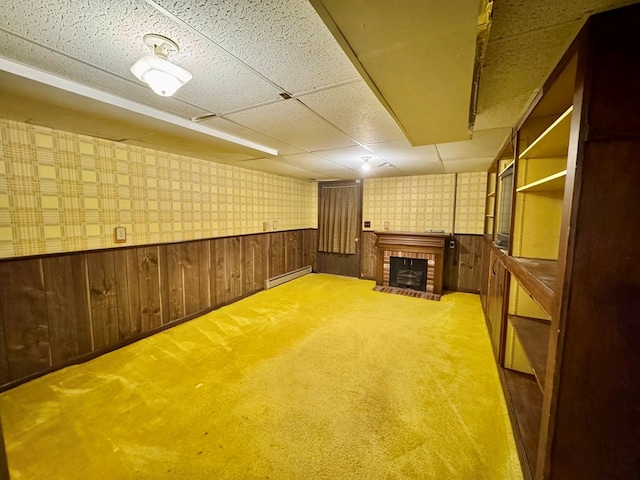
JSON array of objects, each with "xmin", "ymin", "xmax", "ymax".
[{"xmin": 143, "ymin": 34, "xmax": 179, "ymax": 57}]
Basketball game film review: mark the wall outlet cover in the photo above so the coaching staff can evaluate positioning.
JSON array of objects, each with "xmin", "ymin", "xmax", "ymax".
[{"xmin": 114, "ymin": 226, "xmax": 126, "ymax": 243}]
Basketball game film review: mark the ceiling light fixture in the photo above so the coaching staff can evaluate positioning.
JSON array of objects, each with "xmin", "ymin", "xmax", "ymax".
[
  {"xmin": 361, "ymin": 156, "xmax": 371, "ymax": 172},
  {"xmin": 130, "ymin": 34, "xmax": 192, "ymax": 97}
]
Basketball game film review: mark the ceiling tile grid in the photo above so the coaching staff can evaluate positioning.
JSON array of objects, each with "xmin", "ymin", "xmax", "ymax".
[
  {"xmin": 202, "ymin": 117, "xmax": 305, "ymax": 157},
  {"xmin": 150, "ymin": 0, "xmax": 360, "ymax": 94},
  {"xmin": 313, "ymin": 145, "xmax": 384, "ymax": 170},
  {"xmin": 2, "ymin": 0, "xmax": 636, "ymax": 180},
  {"xmin": 278, "ymin": 152, "xmax": 346, "ymax": 174},
  {"xmin": 225, "ymin": 99, "xmax": 357, "ymax": 152},
  {"xmin": 298, "ymin": 80, "xmax": 406, "ymax": 145}
]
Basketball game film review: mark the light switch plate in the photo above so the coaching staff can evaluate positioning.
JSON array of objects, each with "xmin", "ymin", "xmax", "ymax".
[{"xmin": 114, "ymin": 226, "xmax": 126, "ymax": 243}]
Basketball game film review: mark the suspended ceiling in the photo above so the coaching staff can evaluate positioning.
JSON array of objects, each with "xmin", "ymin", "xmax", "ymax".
[{"xmin": 0, "ymin": 0, "xmax": 636, "ymax": 180}]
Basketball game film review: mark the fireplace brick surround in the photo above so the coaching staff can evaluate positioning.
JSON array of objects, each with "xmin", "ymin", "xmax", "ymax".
[{"xmin": 375, "ymin": 232, "xmax": 447, "ymax": 295}]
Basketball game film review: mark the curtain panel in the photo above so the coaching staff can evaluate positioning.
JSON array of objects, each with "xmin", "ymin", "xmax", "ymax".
[{"xmin": 318, "ymin": 185, "xmax": 358, "ymax": 254}]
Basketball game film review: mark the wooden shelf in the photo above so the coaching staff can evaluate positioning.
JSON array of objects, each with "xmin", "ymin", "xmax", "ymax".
[
  {"xmin": 487, "ymin": 190, "xmax": 496, "ymax": 198},
  {"xmin": 498, "ymin": 160, "xmax": 515, "ymax": 176},
  {"xmin": 504, "ymin": 256, "xmax": 557, "ymax": 316},
  {"xmin": 509, "ymin": 315, "xmax": 551, "ymax": 390},
  {"xmin": 502, "ymin": 369, "xmax": 543, "ymax": 480},
  {"xmin": 486, "ymin": 214, "xmax": 494, "ymax": 218},
  {"xmin": 517, "ymin": 170, "xmax": 567, "ymax": 193},
  {"xmin": 520, "ymin": 106, "xmax": 573, "ymax": 159}
]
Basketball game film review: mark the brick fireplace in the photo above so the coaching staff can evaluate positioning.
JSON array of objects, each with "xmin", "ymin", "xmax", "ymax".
[{"xmin": 375, "ymin": 232, "xmax": 447, "ymax": 295}]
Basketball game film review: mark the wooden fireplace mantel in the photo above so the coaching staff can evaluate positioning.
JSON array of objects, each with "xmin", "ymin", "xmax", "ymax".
[{"xmin": 374, "ymin": 231, "xmax": 448, "ymax": 295}]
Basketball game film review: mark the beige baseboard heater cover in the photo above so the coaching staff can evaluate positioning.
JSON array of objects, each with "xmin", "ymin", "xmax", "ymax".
[{"xmin": 264, "ymin": 266, "xmax": 312, "ymax": 289}]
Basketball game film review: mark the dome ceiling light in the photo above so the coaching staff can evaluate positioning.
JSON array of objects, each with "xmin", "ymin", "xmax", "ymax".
[{"xmin": 130, "ymin": 34, "xmax": 192, "ymax": 97}]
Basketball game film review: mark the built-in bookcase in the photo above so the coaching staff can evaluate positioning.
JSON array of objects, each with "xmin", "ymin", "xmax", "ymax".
[
  {"xmin": 484, "ymin": 169, "xmax": 496, "ymax": 236},
  {"xmin": 480, "ymin": 6, "xmax": 640, "ymax": 478},
  {"xmin": 512, "ymin": 55, "xmax": 576, "ymax": 262},
  {"xmin": 495, "ymin": 52, "xmax": 577, "ymax": 480}
]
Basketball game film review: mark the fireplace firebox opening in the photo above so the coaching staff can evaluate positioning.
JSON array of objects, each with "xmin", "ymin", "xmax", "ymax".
[{"xmin": 389, "ymin": 256, "xmax": 427, "ymax": 292}]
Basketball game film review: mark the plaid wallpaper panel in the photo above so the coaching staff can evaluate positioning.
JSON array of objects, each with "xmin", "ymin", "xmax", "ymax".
[
  {"xmin": 0, "ymin": 120, "xmax": 318, "ymax": 258},
  {"xmin": 454, "ymin": 172, "xmax": 487, "ymax": 234},
  {"xmin": 362, "ymin": 174, "xmax": 456, "ymax": 233},
  {"xmin": 362, "ymin": 172, "xmax": 485, "ymax": 235}
]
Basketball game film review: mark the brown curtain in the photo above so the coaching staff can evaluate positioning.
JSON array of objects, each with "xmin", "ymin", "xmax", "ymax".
[{"xmin": 318, "ymin": 184, "xmax": 359, "ymax": 254}]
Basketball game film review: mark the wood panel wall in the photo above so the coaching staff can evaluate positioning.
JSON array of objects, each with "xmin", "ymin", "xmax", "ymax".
[
  {"xmin": 360, "ymin": 231, "xmax": 484, "ymax": 292},
  {"xmin": 0, "ymin": 229, "xmax": 317, "ymax": 391},
  {"xmin": 442, "ymin": 234, "xmax": 485, "ymax": 293}
]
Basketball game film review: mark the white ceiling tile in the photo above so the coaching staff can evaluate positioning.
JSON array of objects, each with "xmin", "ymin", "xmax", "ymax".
[
  {"xmin": 278, "ymin": 153, "xmax": 344, "ymax": 173},
  {"xmin": 200, "ymin": 117, "xmax": 304, "ymax": 156},
  {"xmin": 151, "ymin": 0, "xmax": 360, "ymax": 94},
  {"xmin": 2, "ymin": 1, "xmax": 186, "ymax": 82},
  {"xmin": 225, "ymin": 99, "xmax": 357, "ymax": 151},
  {"xmin": 315, "ymin": 146, "xmax": 385, "ymax": 170},
  {"xmin": 361, "ymin": 163, "xmax": 407, "ymax": 178},
  {"xmin": 177, "ymin": 53, "xmax": 284, "ymax": 114},
  {"xmin": 299, "ymin": 81, "xmax": 405, "ymax": 145},
  {"xmin": 364, "ymin": 139, "xmax": 441, "ymax": 164},
  {"xmin": 392, "ymin": 163, "xmax": 446, "ymax": 176},
  {"xmin": 317, "ymin": 169, "xmax": 363, "ymax": 180},
  {"xmin": 235, "ymin": 158, "xmax": 317, "ymax": 179},
  {"xmin": 436, "ymin": 127, "xmax": 512, "ymax": 161},
  {"xmin": 442, "ymin": 158, "xmax": 494, "ymax": 173}
]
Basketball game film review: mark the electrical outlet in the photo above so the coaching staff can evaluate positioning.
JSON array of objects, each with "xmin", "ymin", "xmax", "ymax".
[
  {"xmin": 263, "ymin": 221, "xmax": 269, "ymax": 232},
  {"xmin": 364, "ymin": 221, "xmax": 371, "ymax": 228},
  {"xmin": 273, "ymin": 221, "xmax": 278, "ymax": 230},
  {"xmin": 114, "ymin": 226, "xmax": 126, "ymax": 243},
  {"xmin": 384, "ymin": 221, "xmax": 389, "ymax": 230}
]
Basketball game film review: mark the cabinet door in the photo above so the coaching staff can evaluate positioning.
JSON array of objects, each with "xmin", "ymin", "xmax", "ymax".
[
  {"xmin": 479, "ymin": 239, "xmax": 490, "ymax": 312},
  {"xmin": 486, "ymin": 253, "xmax": 507, "ymax": 359}
]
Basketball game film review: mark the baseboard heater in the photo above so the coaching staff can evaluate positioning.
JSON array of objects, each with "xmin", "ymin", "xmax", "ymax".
[{"xmin": 264, "ymin": 265, "xmax": 312, "ymax": 289}]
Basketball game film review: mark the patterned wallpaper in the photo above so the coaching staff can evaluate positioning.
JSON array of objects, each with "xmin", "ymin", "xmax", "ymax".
[
  {"xmin": 455, "ymin": 172, "xmax": 487, "ymax": 234},
  {"xmin": 362, "ymin": 172, "xmax": 486, "ymax": 234},
  {"xmin": 0, "ymin": 120, "xmax": 487, "ymax": 259},
  {"xmin": 0, "ymin": 120, "xmax": 317, "ymax": 259}
]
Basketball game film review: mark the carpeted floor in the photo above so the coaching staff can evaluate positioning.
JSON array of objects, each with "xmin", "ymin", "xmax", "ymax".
[{"xmin": 0, "ymin": 274, "xmax": 522, "ymax": 479}]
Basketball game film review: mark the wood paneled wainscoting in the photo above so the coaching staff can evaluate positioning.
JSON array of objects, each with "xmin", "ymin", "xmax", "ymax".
[
  {"xmin": 360, "ymin": 231, "xmax": 484, "ymax": 293},
  {"xmin": 0, "ymin": 229, "xmax": 317, "ymax": 391}
]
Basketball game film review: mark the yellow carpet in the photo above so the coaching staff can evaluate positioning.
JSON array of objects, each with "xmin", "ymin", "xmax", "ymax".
[{"xmin": 0, "ymin": 274, "xmax": 522, "ymax": 479}]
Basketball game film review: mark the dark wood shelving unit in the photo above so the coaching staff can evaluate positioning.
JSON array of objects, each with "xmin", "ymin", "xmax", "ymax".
[
  {"xmin": 504, "ymin": 256, "xmax": 557, "ymax": 315},
  {"xmin": 502, "ymin": 369, "xmax": 543, "ymax": 480},
  {"xmin": 481, "ymin": 6, "xmax": 640, "ymax": 479},
  {"xmin": 509, "ymin": 315, "xmax": 551, "ymax": 390}
]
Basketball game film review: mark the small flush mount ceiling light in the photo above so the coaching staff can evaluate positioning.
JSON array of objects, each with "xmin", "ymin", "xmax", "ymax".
[
  {"xmin": 130, "ymin": 34, "xmax": 192, "ymax": 97},
  {"xmin": 361, "ymin": 156, "xmax": 371, "ymax": 172}
]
